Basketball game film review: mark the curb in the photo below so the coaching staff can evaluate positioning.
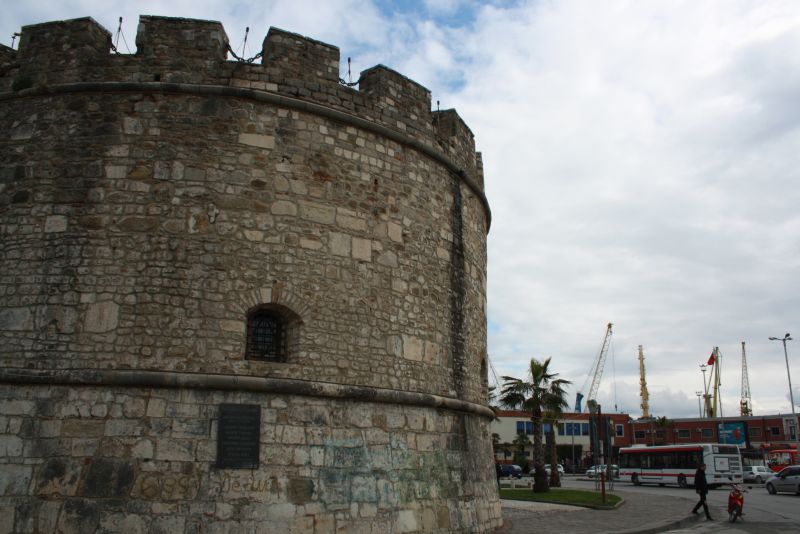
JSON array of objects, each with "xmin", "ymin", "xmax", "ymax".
[{"xmin": 500, "ymin": 497, "xmax": 625, "ymax": 511}]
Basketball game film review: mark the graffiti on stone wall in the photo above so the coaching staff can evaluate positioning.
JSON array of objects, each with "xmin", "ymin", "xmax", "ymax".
[
  {"xmin": 134, "ymin": 473, "xmax": 199, "ymax": 501},
  {"xmin": 219, "ymin": 474, "xmax": 279, "ymax": 494}
]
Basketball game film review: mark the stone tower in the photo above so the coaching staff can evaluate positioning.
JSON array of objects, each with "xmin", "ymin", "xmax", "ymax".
[{"xmin": 0, "ymin": 16, "xmax": 500, "ymax": 532}]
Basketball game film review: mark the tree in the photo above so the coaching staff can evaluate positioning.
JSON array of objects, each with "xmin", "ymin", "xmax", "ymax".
[
  {"xmin": 512, "ymin": 432, "xmax": 532, "ymax": 472},
  {"xmin": 654, "ymin": 416, "xmax": 673, "ymax": 445},
  {"xmin": 501, "ymin": 442, "xmax": 512, "ymax": 460},
  {"xmin": 499, "ymin": 357, "xmax": 571, "ymax": 492}
]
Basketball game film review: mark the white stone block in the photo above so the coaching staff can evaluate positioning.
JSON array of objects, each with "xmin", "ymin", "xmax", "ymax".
[
  {"xmin": 352, "ymin": 238, "xmax": 372, "ymax": 262},
  {"xmin": 44, "ymin": 215, "xmax": 67, "ymax": 233},
  {"xmin": 82, "ymin": 301, "xmax": 119, "ymax": 333},
  {"xmin": 238, "ymin": 133, "xmax": 275, "ymax": 149}
]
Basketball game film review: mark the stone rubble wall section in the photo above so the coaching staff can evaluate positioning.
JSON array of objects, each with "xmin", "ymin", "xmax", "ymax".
[
  {"xmin": 0, "ymin": 385, "xmax": 503, "ymax": 533},
  {"xmin": 0, "ymin": 15, "xmax": 490, "ymax": 405},
  {"xmin": 0, "ymin": 89, "xmax": 489, "ymax": 404}
]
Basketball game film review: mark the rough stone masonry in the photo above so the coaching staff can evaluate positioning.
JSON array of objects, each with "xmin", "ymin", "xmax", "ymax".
[{"xmin": 0, "ymin": 15, "xmax": 501, "ymax": 533}]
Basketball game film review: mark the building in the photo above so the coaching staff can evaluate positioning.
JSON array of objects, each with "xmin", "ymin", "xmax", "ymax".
[
  {"xmin": 0, "ymin": 16, "xmax": 500, "ymax": 533},
  {"xmin": 491, "ymin": 410, "xmax": 631, "ymax": 472},
  {"xmin": 627, "ymin": 414, "xmax": 799, "ymax": 465},
  {"xmin": 492, "ymin": 409, "xmax": 799, "ymax": 471}
]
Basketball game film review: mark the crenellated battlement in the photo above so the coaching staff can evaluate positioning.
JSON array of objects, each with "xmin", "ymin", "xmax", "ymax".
[
  {"xmin": 262, "ymin": 27, "xmax": 339, "ymax": 84},
  {"xmin": 135, "ymin": 16, "xmax": 228, "ymax": 63},
  {"xmin": 0, "ymin": 44, "xmax": 15, "ymax": 64},
  {"xmin": 2, "ymin": 15, "xmax": 485, "ymax": 199}
]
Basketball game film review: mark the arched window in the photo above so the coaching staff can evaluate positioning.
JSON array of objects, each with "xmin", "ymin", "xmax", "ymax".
[
  {"xmin": 246, "ymin": 309, "xmax": 285, "ymax": 361},
  {"xmin": 244, "ymin": 303, "xmax": 301, "ymax": 362}
]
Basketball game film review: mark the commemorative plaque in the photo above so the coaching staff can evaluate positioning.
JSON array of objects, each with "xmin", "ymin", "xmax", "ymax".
[{"xmin": 216, "ymin": 403, "xmax": 261, "ymax": 469}]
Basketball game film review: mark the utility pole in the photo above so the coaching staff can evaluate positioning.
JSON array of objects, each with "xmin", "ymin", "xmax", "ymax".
[
  {"xmin": 769, "ymin": 334, "xmax": 797, "ymax": 442},
  {"xmin": 700, "ymin": 364, "xmax": 710, "ymax": 417}
]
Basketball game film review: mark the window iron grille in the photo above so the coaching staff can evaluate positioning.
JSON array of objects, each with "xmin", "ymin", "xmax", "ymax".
[{"xmin": 246, "ymin": 311, "xmax": 283, "ymax": 361}]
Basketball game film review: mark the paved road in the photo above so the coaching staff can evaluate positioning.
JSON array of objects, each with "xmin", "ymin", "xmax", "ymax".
[
  {"xmin": 664, "ymin": 523, "xmax": 798, "ymax": 534},
  {"xmin": 498, "ymin": 477, "xmax": 800, "ymax": 534},
  {"xmin": 498, "ymin": 482, "xmax": 697, "ymax": 534}
]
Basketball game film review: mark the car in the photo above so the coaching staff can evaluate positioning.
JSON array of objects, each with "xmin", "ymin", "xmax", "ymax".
[
  {"xmin": 765, "ymin": 465, "xmax": 800, "ymax": 495},
  {"xmin": 586, "ymin": 464, "xmax": 619, "ymax": 479},
  {"xmin": 743, "ymin": 465, "xmax": 772, "ymax": 484},
  {"xmin": 498, "ymin": 464, "xmax": 523, "ymax": 479},
  {"xmin": 545, "ymin": 464, "xmax": 565, "ymax": 476}
]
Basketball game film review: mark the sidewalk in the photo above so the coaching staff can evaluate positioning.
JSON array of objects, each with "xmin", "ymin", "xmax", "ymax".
[{"xmin": 496, "ymin": 488, "xmax": 718, "ymax": 534}]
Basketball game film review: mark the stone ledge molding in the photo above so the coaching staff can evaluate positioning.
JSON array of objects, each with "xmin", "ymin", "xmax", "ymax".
[
  {"xmin": 0, "ymin": 368, "xmax": 495, "ymax": 419},
  {"xmin": 0, "ymin": 80, "xmax": 492, "ymax": 230}
]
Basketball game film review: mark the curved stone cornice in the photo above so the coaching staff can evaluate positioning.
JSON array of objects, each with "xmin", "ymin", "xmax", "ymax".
[{"xmin": 0, "ymin": 368, "xmax": 495, "ymax": 419}]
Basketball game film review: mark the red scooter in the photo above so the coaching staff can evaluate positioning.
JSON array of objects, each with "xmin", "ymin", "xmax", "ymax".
[{"xmin": 727, "ymin": 484, "xmax": 746, "ymax": 523}]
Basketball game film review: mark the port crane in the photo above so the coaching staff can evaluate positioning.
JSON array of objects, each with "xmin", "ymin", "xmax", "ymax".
[
  {"xmin": 638, "ymin": 345, "xmax": 650, "ymax": 419},
  {"xmin": 702, "ymin": 347, "xmax": 723, "ymax": 418},
  {"xmin": 740, "ymin": 342, "xmax": 752, "ymax": 416},
  {"xmin": 574, "ymin": 323, "xmax": 613, "ymax": 413}
]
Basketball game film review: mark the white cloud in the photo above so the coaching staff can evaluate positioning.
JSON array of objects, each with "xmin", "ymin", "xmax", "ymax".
[{"xmin": 4, "ymin": 1, "xmax": 800, "ymax": 419}]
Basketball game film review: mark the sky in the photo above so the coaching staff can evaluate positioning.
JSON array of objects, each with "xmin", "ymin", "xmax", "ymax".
[{"xmin": 3, "ymin": 0, "xmax": 799, "ymax": 419}]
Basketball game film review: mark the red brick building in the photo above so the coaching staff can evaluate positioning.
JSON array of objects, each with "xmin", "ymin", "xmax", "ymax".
[{"xmin": 492, "ymin": 409, "xmax": 799, "ymax": 469}]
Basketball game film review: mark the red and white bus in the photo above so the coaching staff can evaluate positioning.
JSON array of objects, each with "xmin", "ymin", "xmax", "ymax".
[
  {"xmin": 766, "ymin": 449, "xmax": 800, "ymax": 472},
  {"xmin": 619, "ymin": 444, "xmax": 743, "ymax": 489}
]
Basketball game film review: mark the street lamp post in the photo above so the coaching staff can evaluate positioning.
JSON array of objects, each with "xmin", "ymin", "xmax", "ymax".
[
  {"xmin": 700, "ymin": 364, "xmax": 709, "ymax": 418},
  {"xmin": 696, "ymin": 391, "xmax": 702, "ymax": 418},
  {"xmin": 571, "ymin": 431, "xmax": 575, "ymax": 475},
  {"xmin": 769, "ymin": 333, "xmax": 797, "ymax": 441}
]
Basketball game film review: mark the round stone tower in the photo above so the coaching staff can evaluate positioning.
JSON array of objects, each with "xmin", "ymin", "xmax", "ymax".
[{"xmin": 0, "ymin": 15, "xmax": 500, "ymax": 532}]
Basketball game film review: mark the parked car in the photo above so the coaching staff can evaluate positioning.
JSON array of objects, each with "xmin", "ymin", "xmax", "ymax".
[
  {"xmin": 765, "ymin": 465, "xmax": 800, "ymax": 495},
  {"xmin": 498, "ymin": 464, "xmax": 523, "ymax": 479},
  {"xmin": 743, "ymin": 465, "xmax": 772, "ymax": 484},
  {"xmin": 586, "ymin": 464, "xmax": 619, "ymax": 479},
  {"xmin": 545, "ymin": 464, "xmax": 565, "ymax": 476}
]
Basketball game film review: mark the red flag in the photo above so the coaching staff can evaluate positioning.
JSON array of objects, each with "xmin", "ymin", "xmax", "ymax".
[{"xmin": 707, "ymin": 352, "xmax": 716, "ymax": 365}]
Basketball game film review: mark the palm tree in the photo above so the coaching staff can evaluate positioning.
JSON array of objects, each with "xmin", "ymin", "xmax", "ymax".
[
  {"xmin": 654, "ymin": 416, "xmax": 673, "ymax": 445},
  {"xmin": 499, "ymin": 357, "xmax": 571, "ymax": 492},
  {"xmin": 544, "ymin": 409, "xmax": 563, "ymax": 487}
]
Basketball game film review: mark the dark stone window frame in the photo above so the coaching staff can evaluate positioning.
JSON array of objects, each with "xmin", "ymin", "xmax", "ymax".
[{"xmin": 245, "ymin": 304, "xmax": 301, "ymax": 363}]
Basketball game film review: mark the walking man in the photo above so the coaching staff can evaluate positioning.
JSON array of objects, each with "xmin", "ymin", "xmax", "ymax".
[{"xmin": 691, "ymin": 463, "xmax": 713, "ymax": 520}]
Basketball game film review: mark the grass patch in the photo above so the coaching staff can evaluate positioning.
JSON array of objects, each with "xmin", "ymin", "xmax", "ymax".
[{"xmin": 500, "ymin": 488, "xmax": 622, "ymax": 509}]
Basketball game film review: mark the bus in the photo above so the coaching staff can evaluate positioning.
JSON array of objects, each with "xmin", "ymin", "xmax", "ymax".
[
  {"xmin": 619, "ymin": 444, "xmax": 743, "ymax": 489},
  {"xmin": 766, "ymin": 449, "xmax": 800, "ymax": 472}
]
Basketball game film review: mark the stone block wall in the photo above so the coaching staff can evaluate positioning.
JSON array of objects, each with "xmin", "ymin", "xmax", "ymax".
[
  {"xmin": 0, "ymin": 384, "xmax": 502, "ymax": 533},
  {"xmin": 0, "ymin": 15, "xmax": 499, "ymax": 533}
]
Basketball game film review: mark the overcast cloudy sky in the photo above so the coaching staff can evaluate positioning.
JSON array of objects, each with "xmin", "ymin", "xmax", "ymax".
[{"xmin": 3, "ymin": 1, "xmax": 799, "ymax": 419}]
